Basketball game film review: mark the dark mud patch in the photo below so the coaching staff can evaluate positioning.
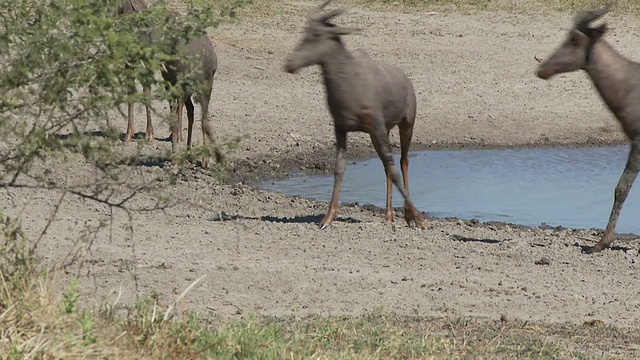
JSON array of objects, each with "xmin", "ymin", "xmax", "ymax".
[{"xmin": 225, "ymin": 142, "xmax": 376, "ymax": 185}]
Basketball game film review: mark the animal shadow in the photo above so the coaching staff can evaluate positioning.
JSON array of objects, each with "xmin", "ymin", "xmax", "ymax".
[
  {"xmin": 208, "ymin": 212, "xmax": 257, "ymax": 222},
  {"xmin": 578, "ymin": 243, "xmax": 632, "ymax": 254},
  {"xmin": 55, "ymin": 130, "xmax": 159, "ymax": 142},
  {"xmin": 122, "ymin": 131, "xmax": 161, "ymax": 142},
  {"xmin": 156, "ymin": 135, "xmax": 173, "ymax": 143},
  {"xmin": 207, "ymin": 213, "xmax": 361, "ymax": 225},
  {"xmin": 55, "ymin": 130, "xmax": 118, "ymax": 140},
  {"xmin": 260, "ymin": 214, "xmax": 362, "ymax": 225},
  {"xmin": 120, "ymin": 131, "xmax": 180, "ymax": 143},
  {"xmin": 118, "ymin": 154, "xmax": 170, "ymax": 168},
  {"xmin": 55, "ymin": 131, "xmax": 172, "ymax": 167},
  {"xmin": 450, "ymin": 234, "xmax": 505, "ymax": 245}
]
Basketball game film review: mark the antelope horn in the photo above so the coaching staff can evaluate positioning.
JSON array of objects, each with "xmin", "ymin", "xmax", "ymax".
[
  {"xmin": 317, "ymin": 0, "xmax": 332, "ymax": 10},
  {"xmin": 309, "ymin": 0, "xmax": 331, "ymax": 18},
  {"xmin": 310, "ymin": 7, "xmax": 347, "ymax": 23},
  {"xmin": 574, "ymin": 1, "xmax": 614, "ymax": 31}
]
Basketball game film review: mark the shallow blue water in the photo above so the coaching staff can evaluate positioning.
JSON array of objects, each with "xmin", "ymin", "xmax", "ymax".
[{"xmin": 261, "ymin": 145, "xmax": 640, "ymax": 234}]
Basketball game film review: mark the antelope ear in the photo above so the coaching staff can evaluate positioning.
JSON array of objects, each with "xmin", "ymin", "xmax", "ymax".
[
  {"xmin": 591, "ymin": 23, "xmax": 608, "ymax": 38},
  {"xmin": 328, "ymin": 26, "xmax": 355, "ymax": 35},
  {"xmin": 569, "ymin": 30, "xmax": 588, "ymax": 46}
]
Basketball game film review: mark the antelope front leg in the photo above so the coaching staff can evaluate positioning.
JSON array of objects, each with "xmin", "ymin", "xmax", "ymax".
[
  {"xmin": 169, "ymin": 102, "xmax": 184, "ymax": 145},
  {"xmin": 124, "ymin": 84, "xmax": 136, "ymax": 142},
  {"xmin": 585, "ymin": 142, "xmax": 640, "ymax": 253},
  {"xmin": 143, "ymin": 85, "xmax": 154, "ymax": 141},
  {"xmin": 176, "ymin": 102, "xmax": 184, "ymax": 143},
  {"xmin": 125, "ymin": 103, "xmax": 135, "ymax": 142},
  {"xmin": 169, "ymin": 100, "xmax": 180, "ymax": 154},
  {"xmin": 384, "ymin": 170, "xmax": 394, "ymax": 222},
  {"xmin": 320, "ymin": 130, "xmax": 347, "ymax": 230},
  {"xmin": 370, "ymin": 131, "xmax": 426, "ymax": 230}
]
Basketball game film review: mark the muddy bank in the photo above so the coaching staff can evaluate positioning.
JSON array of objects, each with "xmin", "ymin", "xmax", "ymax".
[{"xmin": 226, "ymin": 137, "xmax": 629, "ymax": 185}]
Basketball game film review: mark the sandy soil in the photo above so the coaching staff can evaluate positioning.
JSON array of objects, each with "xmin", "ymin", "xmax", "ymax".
[{"xmin": 5, "ymin": 1, "xmax": 640, "ymax": 328}]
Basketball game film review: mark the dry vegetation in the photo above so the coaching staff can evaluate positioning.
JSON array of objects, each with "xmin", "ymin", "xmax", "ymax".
[{"xmin": 4, "ymin": 267, "xmax": 640, "ymax": 358}]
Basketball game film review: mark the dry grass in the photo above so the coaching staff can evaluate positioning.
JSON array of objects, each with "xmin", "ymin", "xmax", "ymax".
[
  {"xmin": 0, "ymin": 268, "xmax": 226, "ymax": 359},
  {"xmin": 3, "ymin": 269, "xmax": 640, "ymax": 360},
  {"xmin": 0, "ymin": 272, "xmax": 140, "ymax": 358}
]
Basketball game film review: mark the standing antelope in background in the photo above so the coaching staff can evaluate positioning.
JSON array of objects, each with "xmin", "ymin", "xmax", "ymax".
[
  {"xmin": 284, "ymin": 0, "xmax": 426, "ymax": 230},
  {"xmin": 536, "ymin": 2, "xmax": 639, "ymax": 253},
  {"xmin": 118, "ymin": 0, "xmax": 154, "ymax": 142},
  {"xmin": 161, "ymin": 21, "xmax": 218, "ymax": 168},
  {"xmin": 118, "ymin": 0, "xmax": 218, "ymax": 167}
]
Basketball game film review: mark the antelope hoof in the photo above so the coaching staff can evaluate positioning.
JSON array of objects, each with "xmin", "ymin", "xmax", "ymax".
[
  {"xmin": 319, "ymin": 209, "xmax": 336, "ymax": 230},
  {"xmin": 319, "ymin": 216, "xmax": 335, "ymax": 230},
  {"xmin": 410, "ymin": 218, "xmax": 427, "ymax": 230},
  {"xmin": 404, "ymin": 206, "xmax": 426, "ymax": 230},
  {"xmin": 384, "ymin": 211, "xmax": 394, "ymax": 223},
  {"xmin": 168, "ymin": 132, "xmax": 181, "ymax": 143},
  {"xmin": 582, "ymin": 243, "xmax": 606, "ymax": 254},
  {"xmin": 201, "ymin": 157, "xmax": 209, "ymax": 169}
]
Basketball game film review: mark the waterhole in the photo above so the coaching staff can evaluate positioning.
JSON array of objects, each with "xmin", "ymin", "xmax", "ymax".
[{"xmin": 261, "ymin": 145, "xmax": 640, "ymax": 234}]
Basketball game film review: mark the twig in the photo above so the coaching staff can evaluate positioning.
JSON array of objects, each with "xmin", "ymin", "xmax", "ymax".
[{"xmin": 163, "ymin": 274, "xmax": 207, "ymax": 322}]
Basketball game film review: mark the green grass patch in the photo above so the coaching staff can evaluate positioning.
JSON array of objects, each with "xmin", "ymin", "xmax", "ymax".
[{"xmin": 209, "ymin": 314, "xmax": 640, "ymax": 359}]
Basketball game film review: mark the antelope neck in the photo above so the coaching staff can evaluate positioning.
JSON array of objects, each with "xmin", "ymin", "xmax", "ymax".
[
  {"xmin": 585, "ymin": 39, "xmax": 631, "ymax": 117},
  {"xmin": 320, "ymin": 39, "xmax": 355, "ymax": 101}
]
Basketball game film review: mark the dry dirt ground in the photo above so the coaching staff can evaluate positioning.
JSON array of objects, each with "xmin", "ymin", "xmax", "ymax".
[{"xmin": 5, "ymin": 0, "xmax": 640, "ymax": 330}]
